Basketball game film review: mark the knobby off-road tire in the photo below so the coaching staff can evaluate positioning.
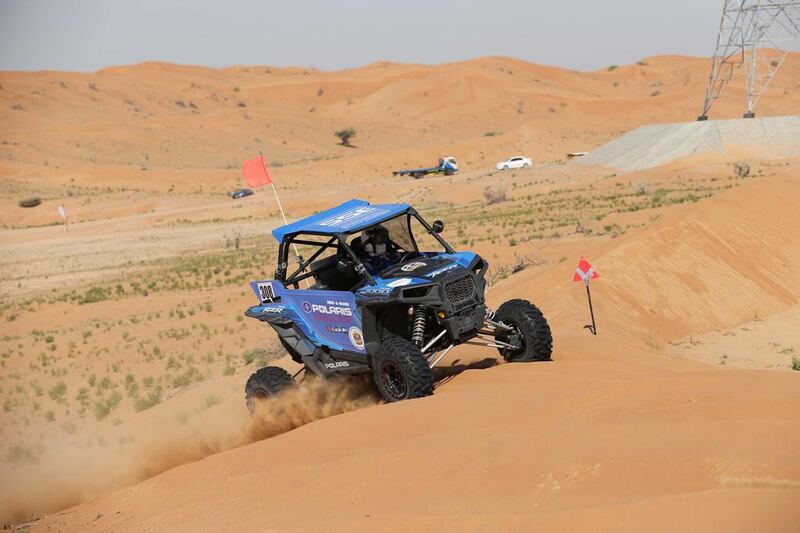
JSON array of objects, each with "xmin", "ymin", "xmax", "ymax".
[
  {"xmin": 373, "ymin": 335, "xmax": 434, "ymax": 402},
  {"xmin": 245, "ymin": 366, "xmax": 295, "ymax": 415},
  {"xmin": 494, "ymin": 299, "xmax": 553, "ymax": 362}
]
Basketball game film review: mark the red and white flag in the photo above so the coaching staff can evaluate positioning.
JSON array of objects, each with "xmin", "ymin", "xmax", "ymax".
[
  {"xmin": 242, "ymin": 155, "xmax": 272, "ymax": 188},
  {"xmin": 572, "ymin": 257, "xmax": 599, "ymax": 285}
]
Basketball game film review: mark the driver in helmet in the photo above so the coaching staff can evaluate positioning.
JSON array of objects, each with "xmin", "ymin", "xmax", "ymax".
[{"xmin": 358, "ymin": 225, "xmax": 397, "ymax": 274}]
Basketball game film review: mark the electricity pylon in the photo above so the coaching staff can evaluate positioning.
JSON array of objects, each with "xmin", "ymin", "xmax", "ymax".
[{"xmin": 698, "ymin": 0, "xmax": 800, "ymax": 120}]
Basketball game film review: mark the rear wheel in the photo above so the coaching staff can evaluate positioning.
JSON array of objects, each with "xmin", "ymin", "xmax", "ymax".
[
  {"xmin": 245, "ymin": 366, "xmax": 295, "ymax": 415},
  {"xmin": 373, "ymin": 335, "xmax": 434, "ymax": 402},
  {"xmin": 494, "ymin": 299, "xmax": 553, "ymax": 362}
]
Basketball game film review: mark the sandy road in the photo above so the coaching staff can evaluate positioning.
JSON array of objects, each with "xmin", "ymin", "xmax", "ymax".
[{"xmin": 0, "ymin": 197, "xmax": 283, "ymax": 299}]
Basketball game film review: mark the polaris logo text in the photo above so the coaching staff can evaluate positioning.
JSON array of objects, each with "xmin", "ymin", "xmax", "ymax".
[
  {"xmin": 302, "ymin": 302, "xmax": 353, "ymax": 316},
  {"xmin": 323, "ymin": 361, "xmax": 351, "ymax": 369}
]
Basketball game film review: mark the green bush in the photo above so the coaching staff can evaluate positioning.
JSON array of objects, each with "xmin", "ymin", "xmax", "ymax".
[
  {"xmin": 79, "ymin": 287, "xmax": 110, "ymax": 304},
  {"xmin": 48, "ymin": 381, "xmax": 67, "ymax": 402},
  {"xmin": 135, "ymin": 390, "xmax": 161, "ymax": 411},
  {"xmin": 335, "ymin": 128, "xmax": 356, "ymax": 146}
]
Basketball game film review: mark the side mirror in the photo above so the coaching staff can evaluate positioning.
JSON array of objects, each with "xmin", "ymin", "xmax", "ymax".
[{"xmin": 432, "ymin": 220, "xmax": 444, "ymax": 233}]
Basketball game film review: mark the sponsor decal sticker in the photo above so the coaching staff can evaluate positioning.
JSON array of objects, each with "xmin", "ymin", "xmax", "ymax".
[
  {"xmin": 401, "ymin": 261, "xmax": 427, "ymax": 272},
  {"xmin": 302, "ymin": 301, "xmax": 353, "ymax": 316},
  {"xmin": 262, "ymin": 306, "xmax": 285, "ymax": 313},
  {"xmin": 324, "ymin": 361, "xmax": 351, "ymax": 369},
  {"xmin": 348, "ymin": 326, "xmax": 365, "ymax": 350},
  {"xmin": 387, "ymin": 278, "xmax": 413, "ymax": 288},
  {"xmin": 427, "ymin": 264, "xmax": 459, "ymax": 277},
  {"xmin": 318, "ymin": 206, "xmax": 384, "ymax": 228},
  {"xmin": 360, "ymin": 286, "xmax": 392, "ymax": 295}
]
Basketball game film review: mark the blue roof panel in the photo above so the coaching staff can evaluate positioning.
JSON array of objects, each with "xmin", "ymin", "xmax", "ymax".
[{"xmin": 271, "ymin": 199, "xmax": 411, "ymax": 242}]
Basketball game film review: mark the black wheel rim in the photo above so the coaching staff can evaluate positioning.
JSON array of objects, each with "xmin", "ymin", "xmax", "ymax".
[
  {"xmin": 496, "ymin": 323, "xmax": 525, "ymax": 360},
  {"xmin": 380, "ymin": 361, "xmax": 407, "ymax": 400}
]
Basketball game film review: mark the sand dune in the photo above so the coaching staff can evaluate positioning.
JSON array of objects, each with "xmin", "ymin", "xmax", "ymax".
[
  {"xmin": 1, "ymin": 53, "xmax": 799, "ymax": 531},
  {"xmin": 26, "ymin": 151, "xmax": 800, "ymax": 533}
]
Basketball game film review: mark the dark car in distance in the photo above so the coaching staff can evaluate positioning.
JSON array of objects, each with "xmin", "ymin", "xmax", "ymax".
[{"xmin": 231, "ymin": 188, "xmax": 254, "ymax": 199}]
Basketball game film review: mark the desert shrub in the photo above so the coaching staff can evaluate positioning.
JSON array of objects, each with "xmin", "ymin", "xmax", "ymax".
[
  {"xmin": 169, "ymin": 367, "xmax": 203, "ymax": 388},
  {"xmin": 135, "ymin": 388, "xmax": 161, "ymax": 411},
  {"xmin": 792, "ymin": 356, "xmax": 800, "ymax": 371},
  {"xmin": 335, "ymin": 128, "xmax": 356, "ymax": 146},
  {"xmin": 483, "ymin": 184, "xmax": 507, "ymax": 205},
  {"xmin": 79, "ymin": 286, "xmax": 110, "ymax": 304},
  {"xmin": 94, "ymin": 391, "xmax": 122, "ymax": 419},
  {"xmin": 93, "ymin": 400, "xmax": 110, "ymax": 420},
  {"xmin": 487, "ymin": 253, "xmax": 544, "ymax": 287},
  {"xmin": 242, "ymin": 347, "xmax": 279, "ymax": 367},
  {"xmin": 175, "ymin": 100, "xmax": 186, "ymax": 108},
  {"xmin": 733, "ymin": 161, "xmax": 751, "ymax": 178},
  {"xmin": 607, "ymin": 65, "xmax": 618, "ymax": 71},
  {"xmin": 6, "ymin": 445, "xmax": 36, "ymax": 464},
  {"xmin": 48, "ymin": 381, "xmax": 67, "ymax": 402},
  {"xmin": 18, "ymin": 197, "xmax": 41, "ymax": 208}
]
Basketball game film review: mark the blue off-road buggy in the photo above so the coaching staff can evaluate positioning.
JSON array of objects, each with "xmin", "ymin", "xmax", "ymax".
[{"xmin": 244, "ymin": 199, "xmax": 552, "ymax": 408}]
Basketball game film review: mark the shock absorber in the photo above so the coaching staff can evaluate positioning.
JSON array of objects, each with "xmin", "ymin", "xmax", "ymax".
[
  {"xmin": 485, "ymin": 307, "xmax": 497, "ymax": 321},
  {"xmin": 411, "ymin": 306, "xmax": 427, "ymax": 347}
]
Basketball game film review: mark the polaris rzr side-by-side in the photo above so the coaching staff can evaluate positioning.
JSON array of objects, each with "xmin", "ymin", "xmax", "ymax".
[{"xmin": 244, "ymin": 199, "xmax": 552, "ymax": 409}]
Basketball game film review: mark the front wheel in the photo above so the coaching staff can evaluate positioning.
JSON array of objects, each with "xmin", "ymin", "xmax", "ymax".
[
  {"xmin": 373, "ymin": 335, "xmax": 434, "ymax": 402},
  {"xmin": 245, "ymin": 366, "xmax": 295, "ymax": 415},
  {"xmin": 494, "ymin": 299, "xmax": 553, "ymax": 362}
]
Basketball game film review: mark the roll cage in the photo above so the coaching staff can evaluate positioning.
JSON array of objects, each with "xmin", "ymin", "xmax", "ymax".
[{"xmin": 275, "ymin": 209, "xmax": 454, "ymax": 289}]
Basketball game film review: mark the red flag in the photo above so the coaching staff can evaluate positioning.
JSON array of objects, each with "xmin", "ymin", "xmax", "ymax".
[
  {"xmin": 242, "ymin": 156, "xmax": 272, "ymax": 187},
  {"xmin": 572, "ymin": 257, "xmax": 599, "ymax": 283}
]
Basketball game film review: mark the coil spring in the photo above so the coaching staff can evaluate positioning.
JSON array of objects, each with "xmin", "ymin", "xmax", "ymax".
[
  {"xmin": 411, "ymin": 307, "xmax": 427, "ymax": 347},
  {"xmin": 485, "ymin": 307, "xmax": 497, "ymax": 321}
]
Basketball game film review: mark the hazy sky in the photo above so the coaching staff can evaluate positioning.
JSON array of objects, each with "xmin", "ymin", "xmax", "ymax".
[{"xmin": 0, "ymin": 0, "xmax": 755, "ymax": 72}]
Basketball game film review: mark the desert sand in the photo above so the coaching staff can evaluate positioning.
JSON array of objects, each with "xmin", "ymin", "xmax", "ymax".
[{"xmin": 0, "ymin": 53, "xmax": 798, "ymax": 531}]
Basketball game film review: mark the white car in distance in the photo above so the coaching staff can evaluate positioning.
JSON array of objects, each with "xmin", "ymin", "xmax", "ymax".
[{"xmin": 496, "ymin": 156, "xmax": 532, "ymax": 170}]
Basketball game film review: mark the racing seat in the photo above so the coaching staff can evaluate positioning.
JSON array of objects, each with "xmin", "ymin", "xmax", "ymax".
[{"xmin": 309, "ymin": 254, "xmax": 361, "ymax": 292}]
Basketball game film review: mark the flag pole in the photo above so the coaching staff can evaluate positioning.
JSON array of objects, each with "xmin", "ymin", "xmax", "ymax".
[
  {"xmin": 259, "ymin": 151, "xmax": 308, "ymax": 288},
  {"xmin": 584, "ymin": 280, "xmax": 597, "ymax": 335},
  {"xmin": 260, "ymin": 151, "xmax": 289, "ymax": 226}
]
